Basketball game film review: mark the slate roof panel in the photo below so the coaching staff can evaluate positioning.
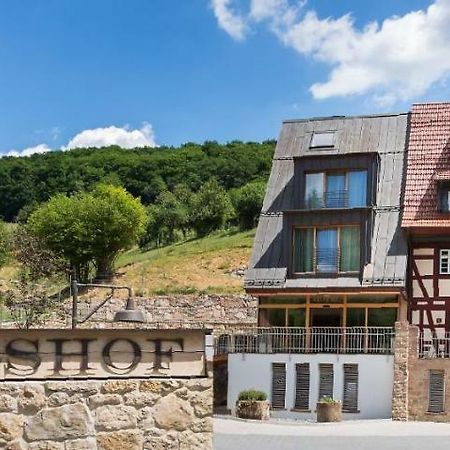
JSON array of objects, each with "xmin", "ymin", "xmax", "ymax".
[{"xmin": 246, "ymin": 112, "xmax": 409, "ymax": 291}]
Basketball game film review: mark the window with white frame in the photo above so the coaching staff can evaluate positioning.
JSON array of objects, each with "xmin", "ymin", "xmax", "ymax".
[{"xmin": 440, "ymin": 249, "xmax": 450, "ymax": 274}]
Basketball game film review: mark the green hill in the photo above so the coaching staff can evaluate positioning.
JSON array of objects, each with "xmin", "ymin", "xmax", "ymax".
[{"xmin": 116, "ymin": 228, "xmax": 255, "ymax": 296}]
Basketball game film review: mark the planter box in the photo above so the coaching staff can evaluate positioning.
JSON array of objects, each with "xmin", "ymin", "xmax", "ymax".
[
  {"xmin": 236, "ymin": 400, "xmax": 270, "ymax": 420},
  {"xmin": 316, "ymin": 402, "xmax": 342, "ymax": 422}
]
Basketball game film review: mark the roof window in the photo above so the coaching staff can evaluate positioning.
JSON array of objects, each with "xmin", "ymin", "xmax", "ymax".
[{"xmin": 310, "ymin": 132, "xmax": 335, "ymax": 148}]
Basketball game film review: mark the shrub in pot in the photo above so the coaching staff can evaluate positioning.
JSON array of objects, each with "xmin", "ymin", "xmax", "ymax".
[
  {"xmin": 236, "ymin": 389, "xmax": 270, "ymax": 420},
  {"xmin": 316, "ymin": 396, "xmax": 342, "ymax": 423}
]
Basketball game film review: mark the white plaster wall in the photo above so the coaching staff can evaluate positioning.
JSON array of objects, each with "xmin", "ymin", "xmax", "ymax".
[
  {"xmin": 413, "ymin": 248, "xmax": 434, "ymax": 256},
  {"xmin": 415, "ymin": 259, "xmax": 434, "ymax": 276},
  {"xmin": 439, "ymin": 279, "xmax": 450, "ymax": 297},
  {"xmin": 228, "ymin": 353, "xmax": 394, "ymax": 420}
]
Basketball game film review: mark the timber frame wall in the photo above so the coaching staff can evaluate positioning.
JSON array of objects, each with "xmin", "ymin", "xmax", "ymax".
[{"xmin": 408, "ymin": 242, "xmax": 450, "ymax": 335}]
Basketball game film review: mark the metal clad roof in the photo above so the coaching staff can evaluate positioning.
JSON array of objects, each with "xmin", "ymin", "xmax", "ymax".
[{"xmin": 245, "ymin": 113, "xmax": 409, "ymax": 291}]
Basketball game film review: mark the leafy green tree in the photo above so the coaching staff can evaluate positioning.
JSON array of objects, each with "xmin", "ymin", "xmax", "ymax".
[
  {"xmin": 27, "ymin": 185, "xmax": 147, "ymax": 281},
  {"xmin": 190, "ymin": 180, "xmax": 235, "ymax": 237},
  {"xmin": 231, "ymin": 181, "xmax": 266, "ymax": 229},
  {"xmin": 0, "ymin": 221, "xmax": 12, "ymax": 267}
]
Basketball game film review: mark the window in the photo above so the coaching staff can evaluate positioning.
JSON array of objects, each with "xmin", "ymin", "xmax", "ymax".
[
  {"xmin": 440, "ymin": 249, "xmax": 450, "ymax": 274},
  {"xmin": 293, "ymin": 226, "xmax": 360, "ymax": 274},
  {"xmin": 343, "ymin": 364, "xmax": 359, "ymax": 413},
  {"xmin": 318, "ymin": 363, "xmax": 334, "ymax": 400},
  {"xmin": 294, "ymin": 363, "xmax": 310, "ymax": 410},
  {"xmin": 310, "ymin": 132, "xmax": 335, "ymax": 148},
  {"xmin": 438, "ymin": 181, "xmax": 450, "ymax": 212},
  {"xmin": 428, "ymin": 370, "xmax": 445, "ymax": 413},
  {"xmin": 271, "ymin": 363, "xmax": 286, "ymax": 409},
  {"xmin": 304, "ymin": 170, "xmax": 367, "ymax": 209}
]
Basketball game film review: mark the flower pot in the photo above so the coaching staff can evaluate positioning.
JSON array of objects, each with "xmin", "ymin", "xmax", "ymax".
[
  {"xmin": 316, "ymin": 402, "xmax": 342, "ymax": 422},
  {"xmin": 236, "ymin": 400, "xmax": 270, "ymax": 420}
]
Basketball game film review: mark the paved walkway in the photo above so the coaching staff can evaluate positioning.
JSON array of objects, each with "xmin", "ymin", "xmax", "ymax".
[{"xmin": 214, "ymin": 416, "xmax": 450, "ymax": 450}]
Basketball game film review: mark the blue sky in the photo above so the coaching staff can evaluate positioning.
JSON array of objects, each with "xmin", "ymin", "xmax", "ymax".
[{"xmin": 0, "ymin": 0, "xmax": 446, "ymax": 155}]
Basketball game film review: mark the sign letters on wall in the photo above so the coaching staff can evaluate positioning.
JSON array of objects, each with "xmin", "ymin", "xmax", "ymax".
[{"xmin": 0, "ymin": 329, "xmax": 206, "ymax": 380}]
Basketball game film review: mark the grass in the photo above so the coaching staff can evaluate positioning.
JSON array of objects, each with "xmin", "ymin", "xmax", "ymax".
[
  {"xmin": 116, "ymin": 228, "xmax": 255, "ymax": 295},
  {"xmin": 0, "ymin": 227, "xmax": 255, "ymax": 296}
]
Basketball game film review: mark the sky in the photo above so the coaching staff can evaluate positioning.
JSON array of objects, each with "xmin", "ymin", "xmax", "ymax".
[{"xmin": 0, "ymin": 0, "xmax": 448, "ymax": 156}]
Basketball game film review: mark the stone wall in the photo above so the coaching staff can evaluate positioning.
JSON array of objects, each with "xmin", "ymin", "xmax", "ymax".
[
  {"xmin": 0, "ymin": 378, "xmax": 212, "ymax": 450},
  {"xmin": 49, "ymin": 294, "xmax": 257, "ymax": 334},
  {"xmin": 393, "ymin": 322, "xmax": 450, "ymax": 422}
]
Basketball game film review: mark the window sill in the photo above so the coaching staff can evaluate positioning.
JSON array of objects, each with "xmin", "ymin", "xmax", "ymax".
[{"xmin": 290, "ymin": 408, "xmax": 311, "ymax": 413}]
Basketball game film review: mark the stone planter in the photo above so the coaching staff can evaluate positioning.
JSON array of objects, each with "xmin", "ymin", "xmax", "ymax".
[
  {"xmin": 316, "ymin": 402, "xmax": 342, "ymax": 422},
  {"xmin": 236, "ymin": 400, "xmax": 270, "ymax": 420}
]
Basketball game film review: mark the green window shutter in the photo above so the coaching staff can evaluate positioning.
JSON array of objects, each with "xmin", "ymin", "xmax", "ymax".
[
  {"xmin": 271, "ymin": 363, "xmax": 286, "ymax": 409},
  {"xmin": 342, "ymin": 364, "xmax": 359, "ymax": 412},
  {"xmin": 428, "ymin": 370, "xmax": 445, "ymax": 413},
  {"xmin": 318, "ymin": 363, "xmax": 334, "ymax": 400},
  {"xmin": 294, "ymin": 363, "xmax": 310, "ymax": 410},
  {"xmin": 340, "ymin": 226, "xmax": 360, "ymax": 272}
]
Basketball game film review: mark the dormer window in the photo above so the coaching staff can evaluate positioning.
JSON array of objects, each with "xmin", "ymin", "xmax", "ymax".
[
  {"xmin": 310, "ymin": 132, "xmax": 335, "ymax": 148},
  {"xmin": 305, "ymin": 170, "xmax": 367, "ymax": 209},
  {"xmin": 293, "ymin": 225, "xmax": 360, "ymax": 274},
  {"xmin": 438, "ymin": 181, "xmax": 450, "ymax": 212}
]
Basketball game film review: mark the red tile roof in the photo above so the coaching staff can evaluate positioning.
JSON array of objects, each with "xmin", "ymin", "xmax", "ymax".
[{"xmin": 402, "ymin": 102, "xmax": 450, "ymax": 227}]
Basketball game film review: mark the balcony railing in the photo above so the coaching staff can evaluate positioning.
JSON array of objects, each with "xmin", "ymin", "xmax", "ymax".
[
  {"xmin": 419, "ymin": 332, "xmax": 450, "ymax": 358},
  {"xmin": 215, "ymin": 327, "xmax": 395, "ymax": 356},
  {"xmin": 306, "ymin": 190, "xmax": 349, "ymax": 209},
  {"xmin": 316, "ymin": 248, "xmax": 339, "ymax": 273}
]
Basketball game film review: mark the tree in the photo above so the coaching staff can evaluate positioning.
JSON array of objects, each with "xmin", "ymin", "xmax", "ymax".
[
  {"xmin": 12, "ymin": 225, "xmax": 67, "ymax": 280},
  {"xmin": 0, "ymin": 221, "xmax": 11, "ymax": 267},
  {"xmin": 27, "ymin": 184, "xmax": 148, "ymax": 281},
  {"xmin": 1, "ymin": 275, "xmax": 61, "ymax": 329},
  {"xmin": 190, "ymin": 180, "xmax": 235, "ymax": 236},
  {"xmin": 231, "ymin": 181, "xmax": 266, "ymax": 229}
]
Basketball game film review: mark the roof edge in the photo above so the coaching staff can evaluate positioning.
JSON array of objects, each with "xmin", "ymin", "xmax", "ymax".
[{"xmin": 283, "ymin": 112, "xmax": 409, "ymax": 124}]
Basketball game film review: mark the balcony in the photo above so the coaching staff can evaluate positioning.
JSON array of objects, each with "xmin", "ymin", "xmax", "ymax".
[
  {"xmin": 215, "ymin": 327, "xmax": 395, "ymax": 356},
  {"xmin": 419, "ymin": 332, "xmax": 450, "ymax": 358},
  {"xmin": 306, "ymin": 190, "xmax": 349, "ymax": 209},
  {"xmin": 316, "ymin": 248, "xmax": 339, "ymax": 273}
]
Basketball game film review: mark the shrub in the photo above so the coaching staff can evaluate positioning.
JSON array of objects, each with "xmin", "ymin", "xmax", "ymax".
[
  {"xmin": 318, "ymin": 396, "xmax": 340, "ymax": 404},
  {"xmin": 238, "ymin": 389, "xmax": 268, "ymax": 401}
]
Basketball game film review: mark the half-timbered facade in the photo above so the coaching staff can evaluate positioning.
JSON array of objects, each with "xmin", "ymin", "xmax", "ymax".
[
  {"xmin": 245, "ymin": 113, "xmax": 409, "ymax": 328},
  {"xmin": 403, "ymin": 103, "xmax": 450, "ymax": 338}
]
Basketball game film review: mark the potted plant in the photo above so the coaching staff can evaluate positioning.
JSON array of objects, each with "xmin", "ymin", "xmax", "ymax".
[
  {"xmin": 235, "ymin": 389, "xmax": 270, "ymax": 420},
  {"xmin": 316, "ymin": 396, "xmax": 342, "ymax": 422}
]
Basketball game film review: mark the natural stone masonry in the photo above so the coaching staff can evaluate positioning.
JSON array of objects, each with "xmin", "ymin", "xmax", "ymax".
[
  {"xmin": 393, "ymin": 322, "xmax": 450, "ymax": 422},
  {"xmin": 0, "ymin": 378, "xmax": 212, "ymax": 449}
]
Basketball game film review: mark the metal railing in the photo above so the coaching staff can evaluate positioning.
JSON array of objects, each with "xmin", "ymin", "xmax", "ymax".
[
  {"xmin": 316, "ymin": 248, "xmax": 339, "ymax": 273},
  {"xmin": 306, "ymin": 190, "xmax": 349, "ymax": 209},
  {"xmin": 215, "ymin": 327, "xmax": 395, "ymax": 356},
  {"xmin": 419, "ymin": 332, "xmax": 450, "ymax": 358}
]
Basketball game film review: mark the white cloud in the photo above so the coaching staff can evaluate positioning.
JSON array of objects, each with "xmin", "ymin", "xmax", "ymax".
[
  {"xmin": 3, "ymin": 123, "xmax": 156, "ymax": 158},
  {"xmin": 6, "ymin": 144, "xmax": 52, "ymax": 158},
  {"xmin": 212, "ymin": 0, "xmax": 450, "ymax": 104},
  {"xmin": 211, "ymin": 0, "xmax": 248, "ymax": 41},
  {"xmin": 64, "ymin": 123, "xmax": 156, "ymax": 150}
]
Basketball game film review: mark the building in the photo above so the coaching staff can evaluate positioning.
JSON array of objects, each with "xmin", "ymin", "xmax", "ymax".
[
  {"xmin": 402, "ymin": 103, "xmax": 450, "ymax": 341},
  {"xmin": 224, "ymin": 112, "xmax": 411, "ymax": 419},
  {"xmin": 245, "ymin": 113, "xmax": 409, "ymax": 329}
]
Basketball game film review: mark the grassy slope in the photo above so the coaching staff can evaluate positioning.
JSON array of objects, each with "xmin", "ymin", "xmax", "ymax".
[
  {"xmin": 0, "ymin": 228, "xmax": 255, "ymax": 295},
  {"xmin": 115, "ymin": 229, "xmax": 255, "ymax": 296}
]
